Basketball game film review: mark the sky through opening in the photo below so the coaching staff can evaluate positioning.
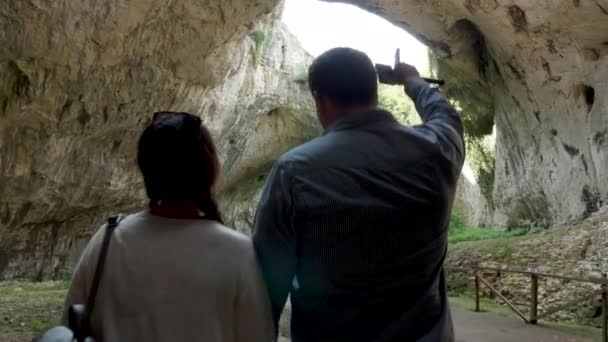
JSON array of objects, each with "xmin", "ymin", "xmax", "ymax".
[
  {"xmin": 280, "ymin": 1, "xmax": 482, "ymax": 182},
  {"xmin": 281, "ymin": 0, "xmax": 429, "ymax": 73}
]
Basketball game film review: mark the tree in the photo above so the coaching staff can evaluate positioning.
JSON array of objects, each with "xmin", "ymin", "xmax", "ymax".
[{"xmin": 377, "ymin": 84, "xmax": 420, "ymax": 125}]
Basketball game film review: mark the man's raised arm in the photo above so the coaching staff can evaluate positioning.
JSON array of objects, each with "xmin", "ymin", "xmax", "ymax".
[
  {"xmin": 380, "ymin": 49, "xmax": 465, "ymax": 168},
  {"xmin": 405, "ymin": 76, "xmax": 465, "ymax": 168}
]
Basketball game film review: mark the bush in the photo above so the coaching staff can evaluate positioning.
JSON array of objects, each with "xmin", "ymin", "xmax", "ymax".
[
  {"xmin": 448, "ymin": 209, "xmax": 531, "ymax": 243},
  {"xmin": 294, "ymin": 64, "xmax": 309, "ymax": 85},
  {"xmin": 250, "ymin": 31, "xmax": 267, "ymax": 69},
  {"xmin": 377, "ymin": 84, "xmax": 420, "ymax": 125},
  {"xmin": 449, "ymin": 209, "xmax": 466, "ymax": 230},
  {"xmin": 448, "ymin": 226, "xmax": 528, "ymax": 243},
  {"xmin": 466, "ymin": 134, "xmax": 496, "ymax": 208}
]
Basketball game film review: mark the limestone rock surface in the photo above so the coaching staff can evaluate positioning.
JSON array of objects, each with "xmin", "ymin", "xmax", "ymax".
[
  {"xmin": 454, "ymin": 163, "xmax": 492, "ymax": 227},
  {"xmin": 0, "ymin": 0, "xmax": 318, "ymax": 279},
  {"xmin": 330, "ymin": 0, "xmax": 608, "ymax": 227},
  {"xmin": 3, "ymin": 0, "xmax": 607, "ymax": 280}
]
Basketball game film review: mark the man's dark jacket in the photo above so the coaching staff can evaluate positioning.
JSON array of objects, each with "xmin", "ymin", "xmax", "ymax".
[{"xmin": 253, "ymin": 78, "xmax": 464, "ymax": 342}]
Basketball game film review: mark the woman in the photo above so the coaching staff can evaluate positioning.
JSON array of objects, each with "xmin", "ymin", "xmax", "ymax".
[{"xmin": 62, "ymin": 112, "xmax": 274, "ymax": 341}]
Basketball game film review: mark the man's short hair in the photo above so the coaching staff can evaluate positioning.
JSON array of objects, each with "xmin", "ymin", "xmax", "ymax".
[{"xmin": 308, "ymin": 47, "xmax": 378, "ymax": 107}]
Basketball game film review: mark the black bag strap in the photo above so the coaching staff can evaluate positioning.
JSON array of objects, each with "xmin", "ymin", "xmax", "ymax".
[{"xmin": 86, "ymin": 215, "xmax": 122, "ymax": 315}]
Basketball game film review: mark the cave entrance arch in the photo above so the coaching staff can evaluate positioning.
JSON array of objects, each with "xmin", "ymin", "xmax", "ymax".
[{"xmin": 282, "ymin": 0, "xmax": 495, "ymax": 227}]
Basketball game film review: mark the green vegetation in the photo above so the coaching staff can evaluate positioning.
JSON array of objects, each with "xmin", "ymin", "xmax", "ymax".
[
  {"xmin": 448, "ymin": 209, "xmax": 530, "ymax": 243},
  {"xmin": 0, "ymin": 281, "xmax": 69, "ymax": 341},
  {"xmin": 377, "ymin": 76, "xmax": 497, "ymax": 208},
  {"xmin": 250, "ymin": 31, "xmax": 267, "ymax": 69},
  {"xmin": 428, "ymin": 50, "xmax": 497, "ymax": 207},
  {"xmin": 446, "ymin": 220, "xmax": 606, "ymax": 329},
  {"xmin": 466, "ymin": 133, "xmax": 496, "ymax": 208},
  {"xmin": 428, "ymin": 51, "xmax": 494, "ymax": 138},
  {"xmin": 377, "ymin": 84, "xmax": 420, "ymax": 125},
  {"xmin": 294, "ymin": 64, "xmax": 309, "ymax": 85},
  {"xmin": 449, "ymin": 226, "xmax": 528, "ymax": 243}
]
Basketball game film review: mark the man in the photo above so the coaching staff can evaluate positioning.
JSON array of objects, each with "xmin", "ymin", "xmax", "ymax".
[{"xmin": 253, "ymin": 47, "xmax": 464, "ymax": 342}]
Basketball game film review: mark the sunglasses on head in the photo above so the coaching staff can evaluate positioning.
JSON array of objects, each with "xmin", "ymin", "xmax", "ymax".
[{"xmin": 153, "ymin": 111, "xmax": 202, "ymax": 124}]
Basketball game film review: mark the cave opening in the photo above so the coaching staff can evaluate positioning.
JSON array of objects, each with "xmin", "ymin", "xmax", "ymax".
[
  {"xmin": 2, "ymin": 3, "xmax": 608, "ymax": 331},
  {"xmin": 282, "ymin": 0, "xmax": 429, "ymax": 73},
  {"xmin": 283, "ymin": 0, "xmax": 496, "ymax": 225},
  {"xmin": 282, "ymin": 0, "xmax": 431, "ymax": 125},
  {"xmin": 576, "ymin": 84, "xmax": 595, "ymax": 113},
  {"xmin": 584, "ymin": 85, "xmax": 595, "ymax": 112}
]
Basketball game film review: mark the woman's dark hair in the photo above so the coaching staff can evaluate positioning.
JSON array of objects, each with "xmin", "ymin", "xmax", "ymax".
[
  {"xmin": 137, "ymin": 112, "xmax": 223, "ymax": 223},
  {"xmin": 308, "ymin": 47, "xmax": 378, "ymax": 107}
]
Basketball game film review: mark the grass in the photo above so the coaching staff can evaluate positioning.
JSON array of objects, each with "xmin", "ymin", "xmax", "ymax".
[
  {"xmin": 293, "ymin": 64, "xmax": 309, "ymax": 85},
  {"xmin": 450, "ymin": 295, "xmax": 602, "ymax": 340},
  {"xmin": 447, "ymin": 210, "xmax": 535, "ymax": 243},
  {"xmin": 0, "ymin": 281, "xmax": 69, "ymax": 342},
  {"xmin": 448, "ymin": 226, "xmax": 529, "ymax": 243},
  {"xmin": 0, "ymin": 278, "xmax": 598, "ymax": 342}
]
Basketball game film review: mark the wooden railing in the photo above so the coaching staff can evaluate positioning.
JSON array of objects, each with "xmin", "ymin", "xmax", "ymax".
[{"xmin": 447, "ymin": 266, "xmax": 608, "ymax": 341}]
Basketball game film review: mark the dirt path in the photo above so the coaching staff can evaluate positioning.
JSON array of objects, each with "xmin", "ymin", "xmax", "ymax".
[{"xmin": 452, "ymin": 304, "xmax": 593, "ymax": 342}]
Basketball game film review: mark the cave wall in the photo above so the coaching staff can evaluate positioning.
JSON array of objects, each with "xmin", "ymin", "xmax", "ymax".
[
  {"xmin": 453, "ymin": 163, "xmax": 492, "ymax": 227},
  {"xmin": 2, "ymin": 0, "xmax": 607, "ymax": 278},
  {"xmin": 0, "ymin": 0, "xmax": 319, "ymax": 279},
  {"xmin": 333, "ymin": 0, "xmax": 608, "ymax": 227},
  {"xmin": 216, "ymin": 24, "xmax": 320, "ymax": 232}
]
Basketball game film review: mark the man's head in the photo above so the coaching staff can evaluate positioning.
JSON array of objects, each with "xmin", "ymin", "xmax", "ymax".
[{"xmin": 308, "ymin": 48, "xmax": 378, "ymax": 128}]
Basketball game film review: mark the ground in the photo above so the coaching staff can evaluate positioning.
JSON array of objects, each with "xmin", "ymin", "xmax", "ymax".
[
  {"xmin": 0, "ymin": 281, "xmax": 68, "ymax": 342},
  {"xmin": 0, "ymin": 280, "xmax": 601, "ymax": 341},
  {"xmin": 451, "ymin": 303, "xmax": 593, "ymax": 342},
  {"xmin": 450, "ymin": 296, "xmax": 601, "ymax": 341},
  {"xmin": 3, "ymin": 210, "xmax": 607, "ymax": 341},
  {"xmin": 447, "ymin": 208, "xmax": 608, "ymax": 327}
]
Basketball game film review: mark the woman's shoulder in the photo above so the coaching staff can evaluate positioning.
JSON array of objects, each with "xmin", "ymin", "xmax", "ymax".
[
  {"xmin": 113, "ymin": 211, "xmax": 257, "ymax": 258},
  {"xmin": 208, "ymin": 222, "xmax": 254, "ymax": 251}
]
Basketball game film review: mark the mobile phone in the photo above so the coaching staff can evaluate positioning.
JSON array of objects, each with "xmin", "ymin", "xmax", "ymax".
[
  {"xmin": 375, "ymin": 64, "xmax": 393, "ymax": 84},
  {"xmin": 376, "ymin": 63, "xmax": 446, "ymax": 86}
]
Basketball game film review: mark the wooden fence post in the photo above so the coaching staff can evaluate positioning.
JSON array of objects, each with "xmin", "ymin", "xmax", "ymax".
[
  {"xmin": 475, "ymin": 272, "xmax": 480, "ymax": 312},
  {"xmin": 530, "ymin": 273, "xmax": 539, "ymax": 324},
  {"xmin": 602, "ymin": 273, "xmax": 607, "ymax": 342},
  {"xmin": 528, "ymin": 261, "xmax": 539, "ymax": 325}
]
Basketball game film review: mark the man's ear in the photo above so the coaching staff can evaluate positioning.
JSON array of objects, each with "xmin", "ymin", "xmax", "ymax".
[
  {"xmin": 315, "ymin": 94, "xmax": 328, "ymax": 113},
  {"xmin": 311, "ymin": 90, "xmax": 319, "ymax": 104}
]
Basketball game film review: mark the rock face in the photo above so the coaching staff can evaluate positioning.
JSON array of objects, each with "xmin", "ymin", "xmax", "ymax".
[
  {"xmin": 2, "ymin": 0, "xmax": 606, "ymax": 278},
  {"xmin": 215, "ymin": 23, "xmax": 320, "ymax": 233},
  {"xmin": 453, "ymin": 163, "xmax": 492, "ymax": 227},
  {"xmin": 331, "ymin": 0, "xmax": 608, "ymax": 227},
  {"xmin": 0, "ymin": 0, "xmax": 318, "ymax": 279}
]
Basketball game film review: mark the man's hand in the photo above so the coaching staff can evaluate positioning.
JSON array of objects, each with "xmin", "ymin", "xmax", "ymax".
[
  {"xmin": 391, "ymin": 48, "xmax": 420, "ymax": 85},
  {"xmin": 380, "ymin": 49, "xmax": 420, "ymax": 85}
]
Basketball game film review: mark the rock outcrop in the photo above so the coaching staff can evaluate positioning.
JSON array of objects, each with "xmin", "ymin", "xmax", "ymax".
[
  {"xmin": 454, "ymin": 163, "xmax": 492, "ymax": 227},
  {"xmin": 2, "ymin": 0, "xmax": 606, "ymax": 278},
  {"xmin": 216, "ymin": 23, "xmax": 320, "ymax": 232},
  {"xmin": 0, "ymin": 0, "xmax": 318, "ymax": 279},
  {"xmin": 332, "ymin": 0, "xmax": 608, "ymax": 227}
]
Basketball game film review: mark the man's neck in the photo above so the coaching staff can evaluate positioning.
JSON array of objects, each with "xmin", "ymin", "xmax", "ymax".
[{"xmin": 323, "ymin": 105, "xmax": 377, "ymax": 129}]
